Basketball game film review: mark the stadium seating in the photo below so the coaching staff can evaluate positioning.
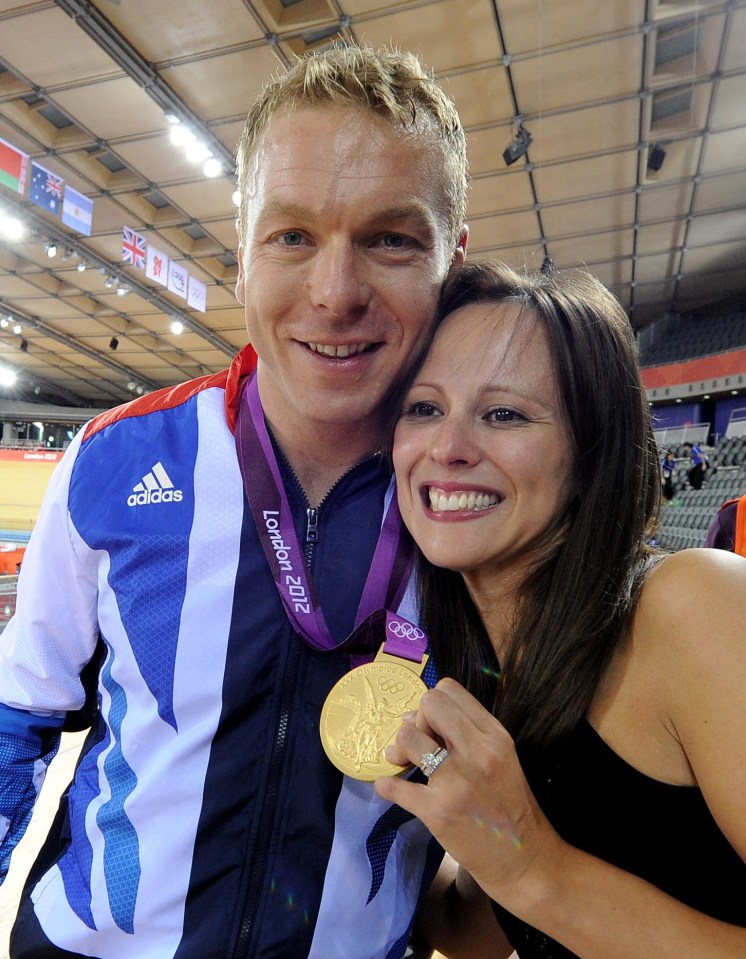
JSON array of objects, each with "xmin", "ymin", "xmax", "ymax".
[
  {"xmin": 639, "ymin": 309, "xmax": 746, "ymax": 367},
  {"xmin": 655, "ymin": 437, "xmax": 746, "ymax": 551}
]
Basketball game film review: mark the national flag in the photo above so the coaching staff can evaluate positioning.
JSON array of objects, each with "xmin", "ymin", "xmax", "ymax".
[
  {"xmin": 0, "ymin": 138, "xmax": 29, "ymax": 195},
  {"xmin": 187, "ymin": 275, "xmax": 206, "ymax": 313},
  {"xmin": 122, "ymin": 226, "xmax": 146, "ymax": 270},
  {"xmin": 29, "ymin": 161, "xmax": 64, "ymax": 215},
  {"xmin": 167, "ymin": 260, "xmax": 188, "ymax": 300},
  {"xmin": 146, "ymin": 244, "xmax": 169, "ymax": 287},
  {"xmin": 61, "ymin": 186, "xmax": 93, "ymax": 236}
]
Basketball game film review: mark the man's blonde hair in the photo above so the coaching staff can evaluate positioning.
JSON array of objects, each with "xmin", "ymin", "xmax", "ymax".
[{"xmin": 236, "ymin": 45, "xmax": 468, "ymax": 246}]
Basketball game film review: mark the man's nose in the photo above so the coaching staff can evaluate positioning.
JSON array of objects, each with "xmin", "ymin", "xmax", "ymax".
[{"xmin": 307, "ymin": 242, "xmax": 371, "ymax": 319}]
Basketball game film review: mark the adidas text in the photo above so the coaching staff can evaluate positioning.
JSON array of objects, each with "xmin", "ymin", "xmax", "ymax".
[{"xmin": 127, "ymin": 488, "xmax": 183, "ymax": 507}]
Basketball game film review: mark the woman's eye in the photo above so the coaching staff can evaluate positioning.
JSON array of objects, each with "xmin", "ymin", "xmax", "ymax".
[
  {"xmin": 487, "ymin": 408, "xmax": 525, "ymax": 424},
  {"xmin": 403, "ymin": 401, "xmax": 439, "ymax": 418}
]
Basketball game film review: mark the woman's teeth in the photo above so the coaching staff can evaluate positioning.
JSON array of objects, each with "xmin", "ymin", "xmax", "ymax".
[{"xmin": 428, "ymin": 489, "xmax": 501, "ymax": 513}]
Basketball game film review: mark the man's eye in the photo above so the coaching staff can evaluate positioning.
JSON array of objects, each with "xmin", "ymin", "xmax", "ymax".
[
  {"xmin": 381, "ymin": 234, "xmax": 409, "ymax": 249},
  {"xmin": 281, "ymin": 231, "xmax": 304, "ymax": 246}
]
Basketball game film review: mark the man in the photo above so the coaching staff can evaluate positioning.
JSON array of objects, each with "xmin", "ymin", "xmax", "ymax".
[
  {"xmin": 682, "ymin": 440, "xmax": 708, "ymax": 490},
  {"xmin": 0, "ymin": 46, "xmax": 468, "ymax": 958}
]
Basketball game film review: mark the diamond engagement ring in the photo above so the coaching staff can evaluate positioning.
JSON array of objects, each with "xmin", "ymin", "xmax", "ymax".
[{"xmin": 420, "ymin": 746, "xmax": 449, "ymax": 778}]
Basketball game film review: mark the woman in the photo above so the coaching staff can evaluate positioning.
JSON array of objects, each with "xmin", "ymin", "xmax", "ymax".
[{"xmin": 375, "ymin": 261, "xmax": 746, "ymax": 959}]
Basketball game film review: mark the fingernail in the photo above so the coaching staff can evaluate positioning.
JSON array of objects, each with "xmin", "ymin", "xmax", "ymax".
[
  {"xmin": 401, "ymin": 711, "xmax": 416, "ymax": 724},
  {"xmin": 384, "ymin": 746, "xmax": 395, "ymax": 760}
]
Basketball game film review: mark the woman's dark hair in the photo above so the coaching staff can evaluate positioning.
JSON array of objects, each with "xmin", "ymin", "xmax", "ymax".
[{"xmin": 403, "ymin": 260, "xmax": 661, "ymax": 747}]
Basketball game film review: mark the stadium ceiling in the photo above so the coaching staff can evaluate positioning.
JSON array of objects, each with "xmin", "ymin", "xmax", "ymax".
[{"xmin": 0, "ymin": 0, "xmax": 744, "ymax": 408}]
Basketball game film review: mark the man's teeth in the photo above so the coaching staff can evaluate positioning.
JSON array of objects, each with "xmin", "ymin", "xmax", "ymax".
[
  {"xmin": 428, "ymin": 489, "xmax": 501, "ymax": 513},
  {"xmin": 307, "ymin": 342, "xmax": 368, "ymax": 358}
]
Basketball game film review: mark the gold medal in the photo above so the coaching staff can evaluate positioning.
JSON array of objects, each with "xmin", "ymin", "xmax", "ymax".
[{"xmin": 320, "ymin": 645, "xmax": 429, "ymax": 781}]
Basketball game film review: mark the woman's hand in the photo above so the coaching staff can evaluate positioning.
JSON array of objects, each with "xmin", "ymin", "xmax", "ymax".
[{"xmin": 375, "ymin": 677, "xmax": 567, "ymax": 909}]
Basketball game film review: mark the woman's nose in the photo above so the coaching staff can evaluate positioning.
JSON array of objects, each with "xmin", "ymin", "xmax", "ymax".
[{"xmin": 428, "ymin": 415, "xmax": 480, "ymax": 467}]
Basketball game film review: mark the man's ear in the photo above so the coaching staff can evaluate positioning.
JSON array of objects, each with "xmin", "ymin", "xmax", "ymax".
[
  {"xmin": 235, "ymin": 244, "xmax": 246, "ymax": 305},
  {"xmin": 450, "ymin": 226, "xmax": 468, "ymax": 269}
]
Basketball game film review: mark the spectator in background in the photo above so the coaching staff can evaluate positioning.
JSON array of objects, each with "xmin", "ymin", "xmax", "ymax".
[
  {"xmin": 682, "ymin": 440, "xmax": 707, "ymax": 490},
  {"xmin": 705, "ymin": 493, "xmax": 746, "ymax": 556},
  {"xmin": 660, "ymin": 450, "xmax": 676, "ymax": 501}
]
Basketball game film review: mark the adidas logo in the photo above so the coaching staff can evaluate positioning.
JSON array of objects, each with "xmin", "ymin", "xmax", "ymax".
[{"xmin": 127, "ymin": 462, "xmax": 183, "ymax": 507}]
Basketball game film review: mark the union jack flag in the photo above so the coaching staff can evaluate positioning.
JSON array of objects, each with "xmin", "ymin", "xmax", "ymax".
[
  {"xmin": 122, "ymin": 226, "xmax": 146, "ymax": 270},
  {"xmin": 44, "ymin": 172, "xmax": 63, "ymax": 199}
]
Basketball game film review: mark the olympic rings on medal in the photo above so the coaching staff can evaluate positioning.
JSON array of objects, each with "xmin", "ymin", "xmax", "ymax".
[
  {"xmin": 387, "ymin": 620, "xmax": 425, "ymax": 642},
  {"xmin": 378, "ymin": 677, "xmax": 405, "ymax": 693}
]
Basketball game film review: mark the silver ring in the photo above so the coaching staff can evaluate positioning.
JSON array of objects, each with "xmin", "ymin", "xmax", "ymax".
[{"xmin": 420, "ymin": 746, "xmax": 449, "ymax": 778}]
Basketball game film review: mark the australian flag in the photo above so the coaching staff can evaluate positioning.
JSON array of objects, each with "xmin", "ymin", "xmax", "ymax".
[
  {"xmin": 122, "ymin": 226, "xmax": 146, "ymax": 270},
  {"xmin": 29, "ymin": 161, "xmax": 63, "ymax": 215}
]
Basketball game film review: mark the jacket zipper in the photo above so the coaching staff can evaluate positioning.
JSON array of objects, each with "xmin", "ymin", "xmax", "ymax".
[
  {"xmin": 233, "ymin": 468, "xmax": 322, "ymax": 957},
  {"xmin": 305, "ymin": 507, "xmax": 319, "ymax": 566},
  {"xmin": 233, "ymin": 453, "xmax": 379, "ymax": 955},
  {"xmin": 233, "ymin": 634, "xmax": 301, "ymax": 958}
]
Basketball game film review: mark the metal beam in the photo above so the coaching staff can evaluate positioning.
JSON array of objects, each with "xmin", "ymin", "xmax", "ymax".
[
  {"xmin": 54, "ymin": 0, "xmax": 236, "ymax": 174},
  {"xmin": 0, "ymin": 192, "xmax": 237, "ymax": 357},
  {"xmin": 0, "ymin": 299, "xmax": 161, "ymax": 393}
]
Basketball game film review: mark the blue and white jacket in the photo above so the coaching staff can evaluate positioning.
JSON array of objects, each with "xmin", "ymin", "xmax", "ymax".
[{"xmin": 0, "ymin": 345, "xmax": 439, "ymax": 958}]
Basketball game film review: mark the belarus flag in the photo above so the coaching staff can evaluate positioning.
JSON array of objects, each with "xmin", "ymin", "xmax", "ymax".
[{"xmin": 0, "ymin": 138, "xmax": 29, "ymax": 194}]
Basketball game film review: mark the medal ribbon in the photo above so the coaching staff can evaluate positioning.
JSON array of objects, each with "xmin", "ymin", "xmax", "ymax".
[{"xmin": 236, "ymin": 373, "xmax": 416, "ymax": 653}]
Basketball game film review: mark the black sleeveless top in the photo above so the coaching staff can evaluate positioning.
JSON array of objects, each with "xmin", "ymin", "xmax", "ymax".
[{"xmin": 491, "ymin": 721, "xmax": 746, "ymax": 958}]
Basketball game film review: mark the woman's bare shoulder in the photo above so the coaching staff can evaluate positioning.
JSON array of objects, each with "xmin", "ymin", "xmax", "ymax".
[
  {"xmin": 636, "ymin": 548, "xmax": 746, "ymax": 721},
  {"xmin": 639, "ymin": 547, "xmax": 746, "ymax": 634}
]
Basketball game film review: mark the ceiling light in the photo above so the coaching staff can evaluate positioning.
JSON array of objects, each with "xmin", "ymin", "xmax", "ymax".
[
  {"xmin": 503, "ymin": 125, "xmax": 532, "ymax": 166},
  {"xmin": 116, "ymin": 284, "xmax": 128, "ymax": 296},
  {"xmin": 164, "ymin": 111, "xmax": 181, "ymax": 125},
  {"xmin": 232, "ymin": 189, "xmax": 241, "ymax": 207},
  {"xmin": 169, "ymin": 125, "xmax": 195, "ymax": 147},
  {"xmin": 61, "ymin": 248, "xmax": 74, "ymax": 262},
  {"xmin": 12, "ymin": 322, "xmax": 22, "ymax": 335},
  {"xmin": 203, "ymin": 158, "xmax": 223, "ymax": 178},
  {"xmin": 109, "ymin": 336, "xmax": 119, "ymax": 351},
  {"xmin": 0, "ymin": 365, "xmax": 17, "ymax": 387},
  {"xmin": 186, "ymin": 141, "xmax": 210, "ymax": 163},
  {"xmin": 0, "ymin": 212, "xmax": 25, "ymax": 241},
  {"xmin": 170, "ymin": 319, "xmax": 184, "ymax": 335},
  {"xmin": 45, "ymin": 241, "xmax": 57, "ymax": 258},
  {"xmin": 0, "ymin": 316, "xmax": 8, "ymax": 329},
  {"xmin": 127, "ymin": 380, "xmax": 136, "ymax": 391},
  {"xmin": 76, "ymin": 260, "xmax": 87, "ymax": 272},
  {"xmin": 104, "ymin": 276, "xmax": 115, "ymax": 289},
  {"xmin": 135, "ymin": 385, "xmax": 144, "ymax": 395}
]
